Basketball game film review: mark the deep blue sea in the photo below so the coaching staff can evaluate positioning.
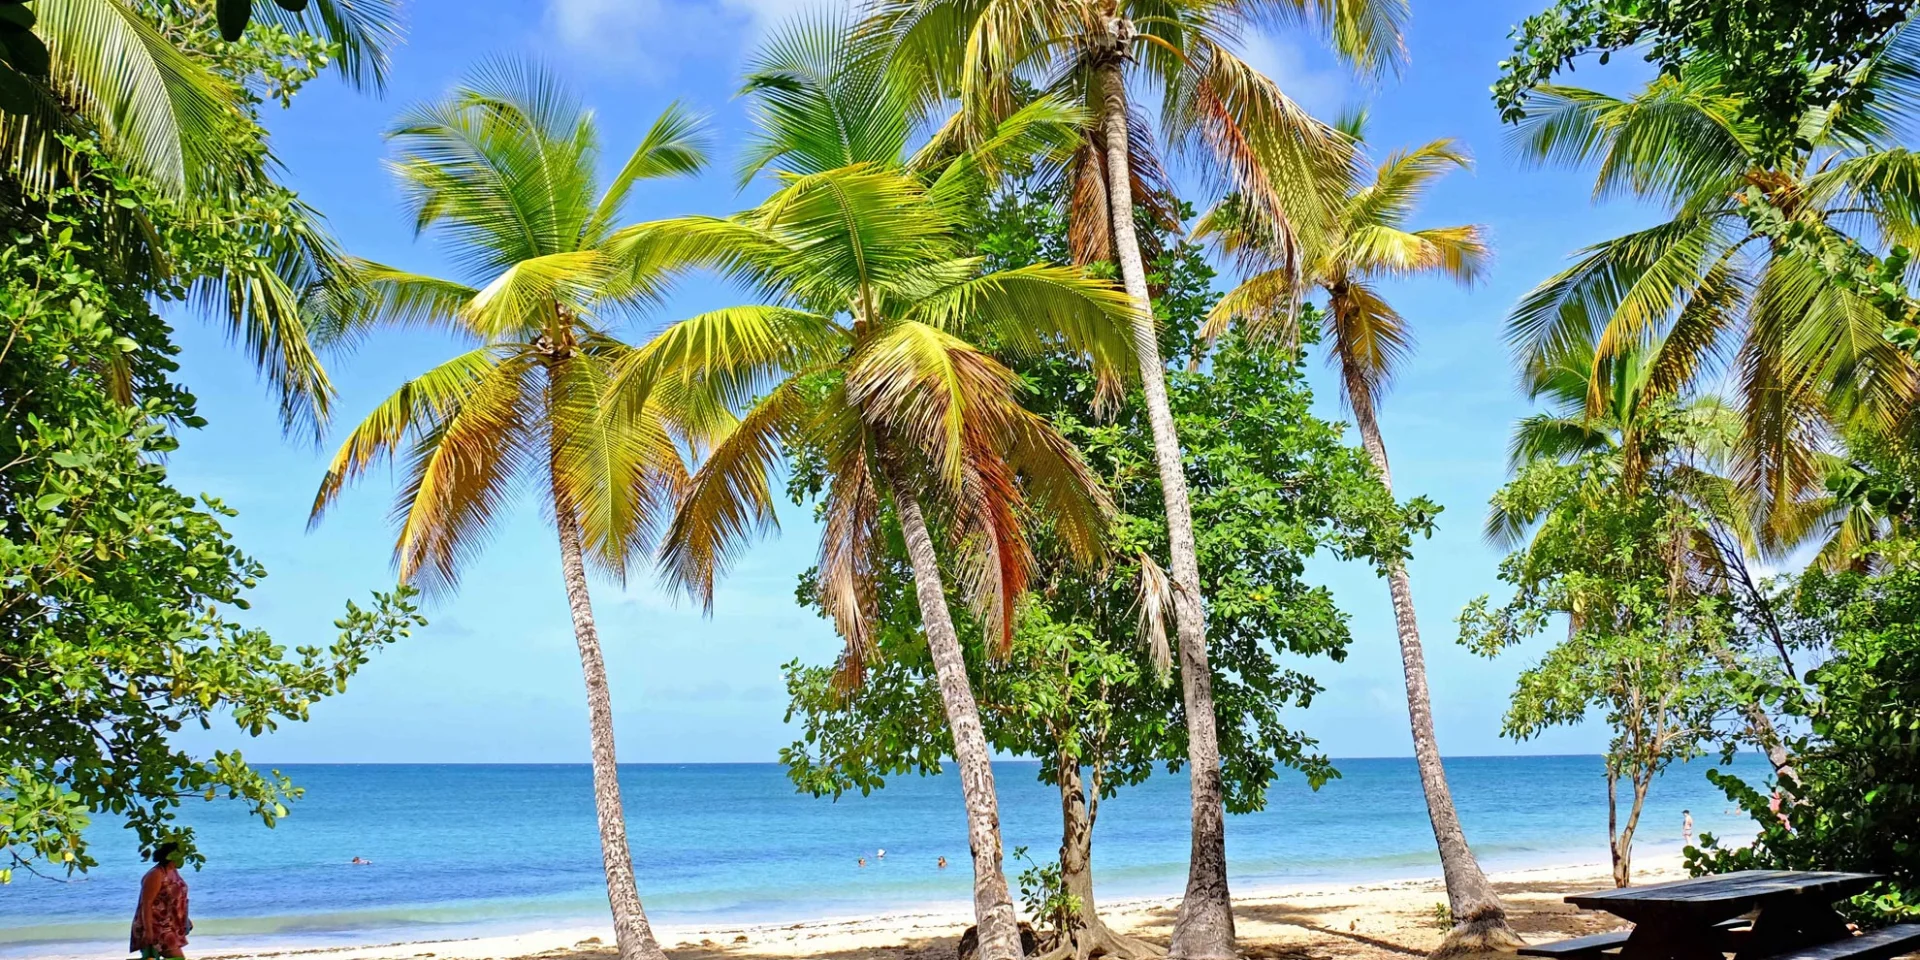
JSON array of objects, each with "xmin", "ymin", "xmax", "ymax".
[{"xmin": 0, "ymin": 756, "xmax": 1769, "ymax": 956}]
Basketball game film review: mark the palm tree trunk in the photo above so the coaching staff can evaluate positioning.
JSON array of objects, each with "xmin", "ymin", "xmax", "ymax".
[
  {"xmin": 551, "ymin": 475, "xmax": 668, "ymax": 960},
  {"xmin": 1090, "ymin": 26, "xmax": 1233, "ymax": 960},
  {"xmin": 884, "ymin": 465, "xmax": 1024, "ymax": 960},
  {"xmin": 1340, "ymin": 361, "xmax": 1521, "ymax": 959}
]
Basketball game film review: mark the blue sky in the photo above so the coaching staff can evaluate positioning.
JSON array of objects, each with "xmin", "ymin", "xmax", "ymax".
[{"xmin": 169, "ymin": 0, "xmax": 1671, "ymax": 764}]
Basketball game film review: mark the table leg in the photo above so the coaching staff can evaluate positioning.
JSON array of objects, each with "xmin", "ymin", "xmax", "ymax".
[
  {"xmin": 1735, "ymin": 905, "xmax": 1854, "ymax": 960},
  {"xmin": 1619, "ymin": 921, "xmax": 1729, "ymax": 960}
]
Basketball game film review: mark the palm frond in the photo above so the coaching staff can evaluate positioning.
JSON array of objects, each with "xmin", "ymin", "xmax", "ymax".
[
  {"xmin": 29, "ymin": 0, "xmax": 243, "ymax": 194},
  {"xmin": 585, "ymin": 101, "xmax": 710, "ymax": 244}
]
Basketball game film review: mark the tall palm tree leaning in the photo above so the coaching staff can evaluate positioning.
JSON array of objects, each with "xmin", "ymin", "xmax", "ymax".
[
  {"xmin": 614, "ymin": 28, "xmax": 1138, "ymax": 960},
  {"xmin": 1197, "ymin": 131, "xmax": 1522, "ymax": 956},
  {"xmin": 306, "ymin": 62, "xmax": 709, "ymax": 960},
  {"xmin": 873, "ymin": 4, "xmax": 1400, "ymax": 954}
]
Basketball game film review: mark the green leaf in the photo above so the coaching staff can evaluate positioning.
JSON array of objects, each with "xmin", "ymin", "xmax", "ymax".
[{"xmin": 0, "ymin": 4, "xmax": 32, "ymax": 29}]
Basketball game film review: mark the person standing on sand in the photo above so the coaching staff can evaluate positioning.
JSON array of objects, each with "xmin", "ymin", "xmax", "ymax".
[
  {"xmin": 1682, "ymin": 810, "xmax": 1693, "ymax": 846},
  {"xmin": 131, "ymin": 841, "xmax": 191, "ymax": 960}
]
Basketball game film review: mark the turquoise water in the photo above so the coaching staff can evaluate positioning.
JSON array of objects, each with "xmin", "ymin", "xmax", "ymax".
[{"xmin": 0, "ymin": 756, "xmax": 1768, "ymax": 956}]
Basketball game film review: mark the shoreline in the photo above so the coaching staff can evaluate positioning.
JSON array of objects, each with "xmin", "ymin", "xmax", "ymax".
[{"xmin": 67, "ymin": 852, "xmax": 1682, "ymax": 960}]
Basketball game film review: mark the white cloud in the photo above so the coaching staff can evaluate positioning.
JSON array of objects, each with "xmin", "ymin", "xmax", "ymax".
[
  {"xmin": 1235, "ymin": 28, "xmax": 1350, "ymax": 120},
  {"xmin": 544, "ymin": 0, "xmax": 821, "ymax": 78}
]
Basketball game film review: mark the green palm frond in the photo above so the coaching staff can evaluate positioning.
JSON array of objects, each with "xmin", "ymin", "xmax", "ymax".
[
  {"xmin": 23, "ymin": 0, "xmax": 243, "ymax": 194},
  {"xmin": 1346, "ymin": 137, "xmax": 1471, "ymax": 230},
  {"xmin": 388, "ymin": 354, "xmax": 542, "ymax": 597},
  {"xmin": 310, "ymin": 259, "xmax": 483, "ymax": 347},
  {"xmin": 905, "ymin": 262, "xmax": 1139, "ymax": 381},
  {"xmin": 310, "ymin": 344, "xmax": 518, "ymax": 525},
  {"xmin": 1507, "ymin": 78, "xmax": 1751, "ymax": 207},
  {"xmin": 549, "ymin": 349, "xmax": 689, "ymax": 583},
  {"xmin": 1237, "ymin": 0, "xmax": 1408, "ymax": 78},
  {"xmin": 1505, "ymin": 214, "xmax": 1737, "ymax": 387},
  {"xmin": 586, "ymin": 100, "xmax": 711, "ymax": 244},
  {"xmin": 739, "ymin": 12, "xmax": 912, "ymax": 184},
  {"xmin": 659, "ymin": 379, "xmax": 808, "ymax": 606}
]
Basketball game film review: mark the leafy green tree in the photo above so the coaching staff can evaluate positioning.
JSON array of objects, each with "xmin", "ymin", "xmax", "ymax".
[
  {"xmin": 306, "ymin": 63, "xmax": 710, "ymax": 960},
  {"xmin": 1461, "ymin": 457, "xmax": 1733, "ymax": 887},
  {"xmin": 0, "ymin": 0, "xmax": 404, "ymax": 435},
  {"xmin": 0, "ymin": 147, "xmax": 421, "ymax": 883},
  {"xmin": 1493, "ymin": 0, "xmax": 1913, "ymax": 161},
  {"xmin": 1495, "ymin": 330, "xmax": 1808, "ymax": 785},
  {"xmin": 1194, "ymin": 127, "xmax": 1518, "ymax": 954},
  {"xmin": 3, "ymin": 0, "xmax": 394, "ymax": 189},
  {"xmin": 1689, "ymin": 560, "xmax": 1920, "ymax": 921},
  {"xmin": 870, "ymin": 2, "xmax": 1406, "ymax": 947}
]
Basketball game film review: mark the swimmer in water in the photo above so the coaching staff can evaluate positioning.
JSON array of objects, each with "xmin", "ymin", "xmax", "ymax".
[
  {"xmin": 351, "ymin": 856, "xmax": 371, "ymax": 865},
  {"xmin": 937, "ymin": 857, "xmax": 947, "ymax": 869},
  {"xmin": 857, "ymin": 857, "xmax": 866, "ymax": 868},
  {"xmin": 877, "ymin": 849, "xmax": 885, "ymax": 860}
]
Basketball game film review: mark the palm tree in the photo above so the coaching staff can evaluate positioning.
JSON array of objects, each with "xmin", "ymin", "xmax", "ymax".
[
  {"xmin": 1506, "ymin": 35, "xmax": 1920, "ymax": 553},
  {"xmin": 0, "ymin": 0, "xmax": 402, "ymax": 432},
  {"xmin": 305, "ymin": 62, "xmax": 709, "ymax": 960},
  {"xmin": 614, "ymin": 33, "xmax": 1136, "ymax": 956},
  {"xmin": 1195, "ymin": 132, "xmax": 1519, "ymax": 955},
  {"xmin": 871, "ymin": 5, "xmax": 1403, "ymax": 952},
  {"xmin": 14, "ymin": 0, "xmax": 395, "ymax": 193}
]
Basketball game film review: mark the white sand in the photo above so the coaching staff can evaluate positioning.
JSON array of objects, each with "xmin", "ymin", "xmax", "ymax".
[{"xmin": 166, "ymin": 853, "xmax": 1685, "ymax": 960}]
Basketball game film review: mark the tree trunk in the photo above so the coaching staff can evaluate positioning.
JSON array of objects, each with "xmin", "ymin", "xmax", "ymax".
[
  {"xmin": 1091, "ymin": 29, "xmax": 1233, "ymax": 960},
  {"xmin": 1616, "ymin": 774, "xmax": 1649, "ymax": 888},
  {"xmin": 885, "ymin": 467, "xmax": 1024, "ymax": 960},
  {"xmin": 1607, "ymin": 772, "xmax": 1627, "ymax": 888},
  {"xmin": 551, "ymin": 476, "xmax": 668, "ymax": 960},
  {"xmin": 1339, "ymin": 359, "xmax": 1521, "ymax": 959},
  {"xmin": 1037, "ymin": 758, "xmax": 1162, "ymax": 960}
]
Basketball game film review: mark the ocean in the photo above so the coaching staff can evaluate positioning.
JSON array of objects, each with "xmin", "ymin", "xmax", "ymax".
[{"xmin": 0, "ymin": 755, "xmax": 1769, "ymax": 957}]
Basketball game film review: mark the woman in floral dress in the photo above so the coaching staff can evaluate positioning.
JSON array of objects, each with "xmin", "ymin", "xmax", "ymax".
[{"xmin": 130, "ymin": 842, "xmax": 190, "ymax": 959}]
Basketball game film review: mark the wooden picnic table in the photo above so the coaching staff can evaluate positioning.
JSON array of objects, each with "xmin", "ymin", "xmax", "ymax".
[{"xmin": 1530, "ymin": 870, "xmax": 1886, "ymax": 960}]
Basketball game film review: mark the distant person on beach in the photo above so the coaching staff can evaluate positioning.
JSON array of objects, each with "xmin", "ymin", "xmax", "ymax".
[
  {"xmin": 131, "ymin": 841, "xmax": 190, "ymax": 959},
  {"xmin": 1682, "ymin": 810, "xmax": 1693, "ymax": 845},
  {"xmin": 937, "ymin": 857, "xmax": 947, "ymax": 869}
]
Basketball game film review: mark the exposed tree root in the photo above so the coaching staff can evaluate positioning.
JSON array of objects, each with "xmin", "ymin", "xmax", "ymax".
[
  {"xmin": 1428, "ymin": 914, "xmax": 1528, "ymax": 960},
  {"xmin": 1032, "ymin": 919, "xmax": 1164, "ymax": 960}
]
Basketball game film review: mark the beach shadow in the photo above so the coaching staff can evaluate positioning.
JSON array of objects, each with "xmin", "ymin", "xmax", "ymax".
[
  {"xmin": 1233, "ymin": 903, "xmax": 1425, "ymax": 958},
  {"xmin": 539, "ymin": 934, "xmax": 960, "ymax": 960}
]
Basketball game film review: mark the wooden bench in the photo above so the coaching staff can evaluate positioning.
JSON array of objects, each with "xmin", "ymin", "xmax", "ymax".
[
  {"xmin": 1521, "ymin": 918, "xmax": 1758, "ymax": 959},
  {"xmin": 1520, "ymin": 930, "xmax": 1632, "ymax": 958},
  {"xmin": 1767, "ymin": 925, "xmax": 1920, "ymax": 960}
]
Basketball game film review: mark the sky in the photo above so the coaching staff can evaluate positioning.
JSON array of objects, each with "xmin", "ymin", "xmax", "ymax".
[{"xmin": 166, "ymin": 0, "xmax": 1676, "ymax": 765}]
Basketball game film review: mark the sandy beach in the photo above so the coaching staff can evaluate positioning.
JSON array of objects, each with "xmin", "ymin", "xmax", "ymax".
[{"xmin": 183, "ymin": 855, "xmax": 1682, "ymax": 960}]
